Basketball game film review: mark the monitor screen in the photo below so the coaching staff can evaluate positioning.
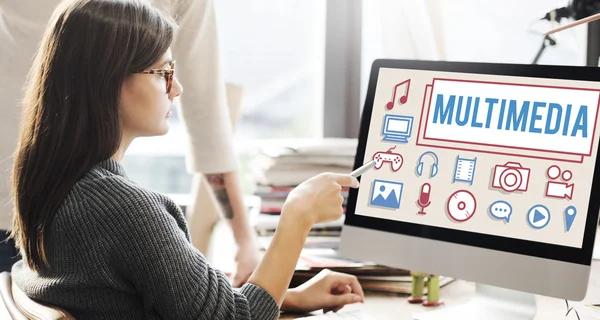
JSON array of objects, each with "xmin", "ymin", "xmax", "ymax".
[{"xmin": 346, "ymin": 60, "xmax": 600, "ymax": 264}]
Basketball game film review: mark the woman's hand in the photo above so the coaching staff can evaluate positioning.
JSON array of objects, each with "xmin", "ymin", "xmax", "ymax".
[
  {"xmin": 281, "ymin": 269, "xmax": 365, "ymax": 314},
  {"xmin": 283, "ymin": 173, "xmax": 359, "ymax": 227},
  {"xmin": 246, "ymin": 174, "xmax": 359, "ymax": 307}
]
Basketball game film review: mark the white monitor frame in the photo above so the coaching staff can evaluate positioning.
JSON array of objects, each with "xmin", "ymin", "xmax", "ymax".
[{"xmin": 340, "ymin": 60, "xmax": 600, "ymax": 308}]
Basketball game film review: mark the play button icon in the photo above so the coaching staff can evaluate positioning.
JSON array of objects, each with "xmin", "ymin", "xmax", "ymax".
[
  {"xmin": 527, "ymin": 205, "xmax": 550, "ymax": 229},
  {"xmin": 533, "ymin": 211, "xmax": 545, "ymax": 223}
]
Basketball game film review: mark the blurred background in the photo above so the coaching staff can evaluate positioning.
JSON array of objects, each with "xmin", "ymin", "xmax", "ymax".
[{"xmin": 121, "ymin": 0, "xmax": 591, "ymax": 196}]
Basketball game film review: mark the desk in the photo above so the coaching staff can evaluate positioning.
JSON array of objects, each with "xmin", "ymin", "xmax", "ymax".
[
  {"xmin": 279, "ymin": 261, "xmax": 600, "ymax": 319},
  {"xmin": 207, "ymin": 222, "xmax": 600, "ymax": 320}
]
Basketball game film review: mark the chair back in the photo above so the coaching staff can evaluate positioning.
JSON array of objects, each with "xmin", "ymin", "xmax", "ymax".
[
  {"xmin": 0, "ymin": 271, "xmax": 27, "ymax": 319},
  {"xmin": 0, "ymin": 271, "xmax": 75, "ymax": 320}
]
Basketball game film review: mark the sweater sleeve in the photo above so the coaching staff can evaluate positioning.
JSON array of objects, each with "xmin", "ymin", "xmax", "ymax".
[{"xmin": 90, "ymin": 181, "xmax": 279, "ymax": 319}]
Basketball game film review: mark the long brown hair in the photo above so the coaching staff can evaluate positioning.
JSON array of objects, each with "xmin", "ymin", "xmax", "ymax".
[{"xmin": 11, "ymin": 0, "xmax": 176, "ymax": 271}]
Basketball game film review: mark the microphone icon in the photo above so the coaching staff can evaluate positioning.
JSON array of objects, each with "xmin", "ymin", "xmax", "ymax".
[{"xmin": 417, "ymin": 183, "xmax": 432, "ymax": 215}]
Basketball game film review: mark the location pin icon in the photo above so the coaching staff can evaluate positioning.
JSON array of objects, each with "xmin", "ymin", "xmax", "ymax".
[{"xmin": 565, "ymin": 206, "xmax": 577, "ymax": 232}]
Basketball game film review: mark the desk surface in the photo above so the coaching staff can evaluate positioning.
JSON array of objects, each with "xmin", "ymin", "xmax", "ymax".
[
  {"xmin": 279, "ymin": 261, "xmax": 600, "ymax": 319},
  {"xmin": 208, "ymin": 222, "xmax": 600, "ymax": 320}
]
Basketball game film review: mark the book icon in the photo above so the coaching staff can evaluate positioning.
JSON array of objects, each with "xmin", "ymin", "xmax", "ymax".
[{"xmin": 369, "ymin": 179, "xmax": 403, "ymax": 210}]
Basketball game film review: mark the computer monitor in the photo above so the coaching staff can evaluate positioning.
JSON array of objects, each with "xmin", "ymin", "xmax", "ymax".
[
  {"xmin": 382, "ymin": 114, "xmax": 414, "ymax": 143},
  {"xmin": 339, "ymin": 59, "xmax": 600, "ymax": 320}
]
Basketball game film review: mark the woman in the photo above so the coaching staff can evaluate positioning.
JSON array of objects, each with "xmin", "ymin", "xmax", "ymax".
[{"xmin": 9, "ymin": 0, "xmax": 364, "ymax": 319}]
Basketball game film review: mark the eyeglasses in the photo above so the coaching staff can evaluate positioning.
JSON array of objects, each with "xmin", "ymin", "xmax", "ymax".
[{"xmin": 136, "ymin": 60, "xmax": 176, "ymax": 94}]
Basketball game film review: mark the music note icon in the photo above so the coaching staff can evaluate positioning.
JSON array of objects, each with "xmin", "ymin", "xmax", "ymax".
[{"xmin": 386, "ymin": 79, "xmax": 411, "ymax": 110}]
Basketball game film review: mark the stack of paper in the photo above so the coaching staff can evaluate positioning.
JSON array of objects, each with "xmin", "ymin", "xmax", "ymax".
[
  {"xmin": 251, "ymin": 138, "xmax": 357, "ymax": 187},
  {"xmin": 249, "ymin": 138, "xmax": 357, "ymax": 218}
]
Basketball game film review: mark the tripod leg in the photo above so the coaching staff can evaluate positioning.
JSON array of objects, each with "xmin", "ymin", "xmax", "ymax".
[
  {"xmin": 532, "ymin": 35, "xmax": 556, "ymax": 64},
  {"xmin": 532, "ymin": 40, "xmax": 547, "ymax": 64}
]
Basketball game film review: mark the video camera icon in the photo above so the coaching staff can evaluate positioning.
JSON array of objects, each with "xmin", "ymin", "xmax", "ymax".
[
  {"xmin": 491, "ymin": 162, "xmax": 530, "ymax": 193},
  {"xmin": 545, "ymin": 165, "xmax": 574, "ymax": 200}
]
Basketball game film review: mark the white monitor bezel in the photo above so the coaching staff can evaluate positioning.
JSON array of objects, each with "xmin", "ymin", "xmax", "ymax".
[{"xmin": 340, "ymin": 59, "xmax": 600, "ymax": 300}]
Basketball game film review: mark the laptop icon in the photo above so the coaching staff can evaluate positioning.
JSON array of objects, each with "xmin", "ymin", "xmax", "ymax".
[{"xmin": 381, "ymin": 114, "xmax": 413, "ymax": 143}]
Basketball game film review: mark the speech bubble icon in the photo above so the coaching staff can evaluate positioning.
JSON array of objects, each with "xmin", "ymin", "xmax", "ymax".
[{"xmin": 489, "ymin": 200, "xmax": 513, "ymax": 223}]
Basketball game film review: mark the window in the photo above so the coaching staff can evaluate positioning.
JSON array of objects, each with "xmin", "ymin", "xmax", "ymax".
[
  {"xmin": 217, "ymin": 0, "xmax": 326, "ymax": 141},
  {"xmin": 360, "ymin": 0, "xmax": 588, "ymax": 106},
  {"xmin": 122, "ymin": 1, "xmax": 326, "ymax": 194}
]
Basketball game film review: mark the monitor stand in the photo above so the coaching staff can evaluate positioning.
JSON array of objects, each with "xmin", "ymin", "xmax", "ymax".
[
  {"xmin": 593, "ymin": 238, "xmax": 600, "ymax": 260},
  {"xmin": 413, "ymin": 283, "xmax": 536, "ymax": 320}
]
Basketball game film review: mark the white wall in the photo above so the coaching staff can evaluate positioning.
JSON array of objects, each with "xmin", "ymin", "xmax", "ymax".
[
  {"xmin": 361, "ymin": 0, "xmax": 589, "ymax": 104},
  {"xmin": 438, "ymin": 0, "xmax": 586, "ymax": 65}
]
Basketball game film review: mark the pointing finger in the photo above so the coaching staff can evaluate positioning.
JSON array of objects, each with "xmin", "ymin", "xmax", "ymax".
[{"xmin": 329, "ymin": 173, "xmax": 360, "ymax": 188}]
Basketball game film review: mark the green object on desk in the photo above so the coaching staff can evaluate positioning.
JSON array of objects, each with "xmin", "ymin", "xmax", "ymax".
[
  {"xmin": 427, "ymin": 275, "xmax": 440, "ymax": 302},
  {"xmin": 411, "ymin": 272, "xmax": 425, "ymax": 298},
  {"xmin": 409, "ymin": 271, "xmax": 442, "ymax": 306}
]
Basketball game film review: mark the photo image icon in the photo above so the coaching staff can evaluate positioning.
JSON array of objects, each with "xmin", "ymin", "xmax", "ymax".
[{"xmin": 369, "ymin": 179, "xmax": 403, "ymax": 210}]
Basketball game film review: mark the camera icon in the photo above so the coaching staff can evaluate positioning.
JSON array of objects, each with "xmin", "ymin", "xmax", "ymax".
[{"xmin": 492, "ymin": 162, "xmax": 531, "ymax": 192}]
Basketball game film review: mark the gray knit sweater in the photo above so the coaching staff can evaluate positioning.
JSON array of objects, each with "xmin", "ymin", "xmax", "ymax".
[{"xmin": 11, "ymin": 159, "xmax": 280, "ymax": 319}]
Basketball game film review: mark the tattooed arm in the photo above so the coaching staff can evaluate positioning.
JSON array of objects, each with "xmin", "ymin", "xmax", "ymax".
[
  {"xmin": 205, "ymin": 171, "xmax": 261, "ymax": 287},
  {"xmin": 204, "ymin": 173, "xmax": 235, "ymax": 218}
]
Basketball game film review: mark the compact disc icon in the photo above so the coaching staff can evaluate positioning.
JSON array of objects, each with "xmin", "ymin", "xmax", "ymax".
[{"xmin": 447, "ymin": 190, "xmax": 477, "ymax": 222}]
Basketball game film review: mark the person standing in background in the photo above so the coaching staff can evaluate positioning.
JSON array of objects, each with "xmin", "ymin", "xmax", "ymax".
[
  {"xmin": 165, "ymin": 0, "xmax": 262, "ymax": 287},
  {"xmin": 0, "ymin": 0, "xmax": 260, "ymax": 285}
]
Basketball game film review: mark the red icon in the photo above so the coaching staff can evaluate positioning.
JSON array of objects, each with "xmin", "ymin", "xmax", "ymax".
[
  {"xmin": 447, "ymin": 190, "xmax": 477, "ymax": 222},
  {"xmin": 373, "ymin": 146, "xmax": 403, "ymax": 172},
  {"xmin": 386, "ymin": 79, "xmax": 411, "ymax": 110},
  {"xmin": 491, "ymin": 162, "xmax": 530, "ymax": 193},
  {"xmin": 417, "ymin": 183, "xmax": 431, "ymax": 215},
  {"xmin": 545, "ymin": 165, "xmax": 574, "ymax": 200}
]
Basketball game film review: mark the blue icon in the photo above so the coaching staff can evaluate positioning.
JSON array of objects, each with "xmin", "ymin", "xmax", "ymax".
[
  {"xmin": 565, "ymin": 206, "xmax": 577, "ymax": 232},
  {"xmin": 416, "ymin": 151, "xmax": 439, "ymax": 178},
  {"xmin": 453, "ymin": 156, "xmax": 477, "ymax": 185},
  {"xmin": 489, "ymin": 200, "xmax": 512, "ymax": 223},
  {"xmin": 369, "ymin": 179, "xmax": 403, "ymax": 210},
  {"xmin": 527, "ymin": 205, "xmax": 550, "ymax": 229},
  {"xmin": 381, "ymin": 114, "xmax": 414, "ymax": 143}
]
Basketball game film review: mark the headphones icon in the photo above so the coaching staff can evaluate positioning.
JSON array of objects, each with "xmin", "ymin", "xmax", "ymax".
[{"xmin": 416, "ymin": 151, "xmax": 439, "ymax": 178}]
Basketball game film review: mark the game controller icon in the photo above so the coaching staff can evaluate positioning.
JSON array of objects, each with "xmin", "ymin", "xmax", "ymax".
[{"xmin": 373, "ymin": 146, "xmax": 404, "ymax": 172}]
